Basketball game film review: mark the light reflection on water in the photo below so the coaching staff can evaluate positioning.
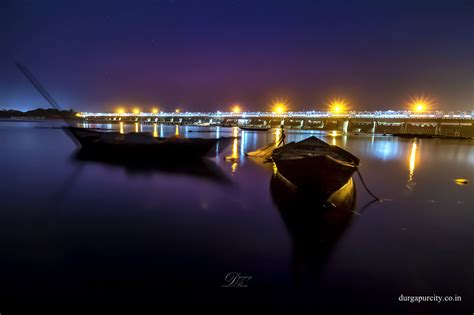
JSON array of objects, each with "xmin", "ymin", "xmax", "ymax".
[
  {"xmin": 274, "ymin": 126, "xmax": 281, "ymax": 141},
  {"xmin": 408, "ymin": 140, "xmax": 417, "ymax": 185},
  {"xmin": 232, "ymin": 126, "xmax": 239, "ymax": 138},
  {"xmin": 175, "ymin": 124, "xmax": 179, "ymax": 136},
  {"xmin": 369, "ymin": 137, "xmax": 403, "ymax": 160},
  {"xmin": 229, "ymin": 137, "xmax": 239, "ymax": 174},
  {"xmin": 73, "ymin": 121, "xmax": 474, "ymax": 203},
  {"xmin": 0, "ymin": 121, "xmax": 473, "ymax": 311}
]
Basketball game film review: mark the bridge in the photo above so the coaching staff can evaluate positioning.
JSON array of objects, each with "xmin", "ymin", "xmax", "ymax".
[{"xmin": 77, "ymin": 110, "xmax": 474, "ymax": 138}]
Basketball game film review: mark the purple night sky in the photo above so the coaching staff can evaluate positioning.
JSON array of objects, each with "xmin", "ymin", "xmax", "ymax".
[{"xmin": 1, "ymin": 0, "xmax": 473, "ymax": 112}]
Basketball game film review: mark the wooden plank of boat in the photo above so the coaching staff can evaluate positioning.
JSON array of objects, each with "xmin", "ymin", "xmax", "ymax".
[
  {"xmin": 64, "ymin": 127, "xmax": 230, "ymax": 159},
  {"xmin": 271, "ymin": 136, "xmax": 360, "ymax": 195}
]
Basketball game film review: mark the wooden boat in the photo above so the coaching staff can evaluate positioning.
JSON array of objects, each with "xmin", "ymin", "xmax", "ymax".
[
  {"xmin": 238, "ymin": 125, "xmax": 271, "ymax": 131},
  {"xmin": 65, "ymin": 127, "xmax": 231, "ymax": 159},
  {"xmin": 14, "ymin": 62, "xmax": 233, "ymax": 159},
  {"xmin": 271, "ymin": 136, "xmax": 360, "ymax": 195}
]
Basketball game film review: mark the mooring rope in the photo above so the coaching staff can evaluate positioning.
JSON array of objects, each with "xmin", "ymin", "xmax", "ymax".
[{"xmin": 356, "ymin": 169, "xmax": 381, "ymax": 201}]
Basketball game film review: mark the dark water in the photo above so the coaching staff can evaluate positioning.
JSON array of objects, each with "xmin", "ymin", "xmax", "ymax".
[{"xmin": 0, "ymin": 121, "xmax": 473, "ymax": 313}]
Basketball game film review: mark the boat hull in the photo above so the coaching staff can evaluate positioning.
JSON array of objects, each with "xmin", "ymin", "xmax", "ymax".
[
  {"xmin": 65, "ymin": 127, "xmax": 221, "ymax": 159},
  {"xmin": 271, "ymin": 136, "xmax": 359, "ymax": 195},
  {"xmin": 273, "ymin": 154, "xmax": 358, "ymax": 196}
]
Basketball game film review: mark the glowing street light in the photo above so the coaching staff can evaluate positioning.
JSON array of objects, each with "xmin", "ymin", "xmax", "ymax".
[
  {"xmin": 408, "ymin": 95, "xmax": 434, "ymax": 113},
  {"xmin": 271, "ymin": 98, "xmax": 289, "ymax": 114},
  {"xmin": 175, "ymin": 108, "xmax": 181, "ymax": 114},
  {"xmin": 327, "ymin": 98, "xmax": 349, "ymax": 114},
  {"xmin": 232, "ymin": 105, "xmax": 242, "ymax": 114},
  {"xmin": 133, "ymin": 108, "xmax": 140, "ymax": 115},
  {"xmin": 152, "ymin": 108, "xmax": 159, "ymax": 114},
  {"xmin": 116, "ymin": 107, "xmax": 125, "ymax": 114}
]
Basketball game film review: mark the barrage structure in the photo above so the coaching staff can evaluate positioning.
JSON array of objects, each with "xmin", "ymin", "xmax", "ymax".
[{"xmin": 78, "ymin": 110, "xmax": 474, "ymax": 138}]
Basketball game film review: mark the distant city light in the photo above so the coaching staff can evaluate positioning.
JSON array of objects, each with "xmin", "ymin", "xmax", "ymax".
[
  {"xmin": 232, "ymin": 105, "xmax": 242, "ymax": 113},
  {"xmin": 271, "ymin": 98, "xmax": 289, "ymax": 114},
  {"xmin": 116, "ymin": 107, "xmax": 125, "ymax": 114},
  {"xmin": 408, "ymin": 94, "xmax": 434, "ymax": 113},
  {"xmin": 175, "ymin": 109, "xmax": 181, "ymax": 113},
  {"xmin": 152, "ymin": 108, "xmax": 159, "ymax": 114},
  {"xmin": 133, "ymin": 108, "xmax": 140, "ymax": 115},
  {"xmin": 327, "ymin": 98, "xmax": 349, "ymax": 114}
]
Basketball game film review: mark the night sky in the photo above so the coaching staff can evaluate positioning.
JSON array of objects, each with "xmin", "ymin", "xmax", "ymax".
[{"xmin": 1, "ymin": 0, "xmax": 473, "ymax": 112}]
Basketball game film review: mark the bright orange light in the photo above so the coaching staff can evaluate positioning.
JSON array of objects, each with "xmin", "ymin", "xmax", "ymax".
[
  {"xmin": 133, "ymin": 108, "xmax": 140, "ymax": 115},
  {"xmin": 232, "ymin": 105, "xmax": 241, "ymax": 113},
  {"xmin": 116, "ymin": 108, "xmax": 125, "ymax": 114},
  {"xmin": 327, "ymin": 98, "xmax": 349, "ymax": 114},
  {"xmin": 271, "ymin": 98, "xmax": 289, "ymax": 114},
  {"xmin": 152, "ymin": 108, "xmax": 159, "ymax": 114},
  {"xmin": 175, "ymin": 109, "xmax": 181, "ymax": 113},
  {"xmin": 408, "ymin": 94, "xmax": 434, "ymax": 113}
]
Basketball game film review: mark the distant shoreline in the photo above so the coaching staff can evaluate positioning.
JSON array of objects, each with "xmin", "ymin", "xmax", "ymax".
[{"xmin": 0, "ymin": 108, "xmax": 77, "ymax": 120}]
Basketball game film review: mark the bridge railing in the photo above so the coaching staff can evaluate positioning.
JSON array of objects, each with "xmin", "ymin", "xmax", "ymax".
[{"xmin": 78, "ymin": 110, "xmax": 474, "ymax": 120}]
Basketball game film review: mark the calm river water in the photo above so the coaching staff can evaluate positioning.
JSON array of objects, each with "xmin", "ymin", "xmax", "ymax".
[{"xmin": 0, "ymin": 121, "xmax": 473, "ymax": 313}]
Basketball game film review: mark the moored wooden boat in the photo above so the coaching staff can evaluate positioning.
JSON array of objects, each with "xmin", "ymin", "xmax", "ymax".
[
  {"xmin": 271, "ymin": 136, "xmax": 360, "ymax": 195},
  {"xmin": 65, "ymin": 127, "xmax": 229, "ymax": 159},
  {"xmin": 14, "ymin": 62, "xmax": 228, "ymax": 159}
]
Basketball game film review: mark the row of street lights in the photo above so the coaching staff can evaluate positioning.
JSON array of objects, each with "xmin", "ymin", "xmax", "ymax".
[{"xmin": 114, "ymin": 95, "xmax": 433, "ymax": 115}]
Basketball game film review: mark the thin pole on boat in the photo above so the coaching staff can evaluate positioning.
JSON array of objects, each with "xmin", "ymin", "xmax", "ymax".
[{"xmin": 15, "ymin": 61, "xmax": 74, "ymax": 128}]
